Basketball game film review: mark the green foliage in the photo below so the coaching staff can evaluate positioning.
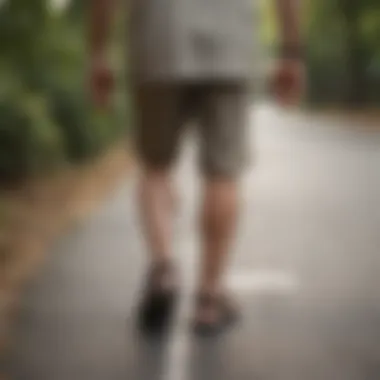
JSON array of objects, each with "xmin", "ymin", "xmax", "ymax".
[
  {"xmin": 260, "ymin": 0, "xmax": 380, "ymax": 106},
  {"xmin": 0, "ymin": 93, "xmax": 64, "ymax": 181},
  {"xmin": 260, "ymin": 1, "xmax": 278, "ymax": 47},
  {"xmin": 306, "ymin": 0, "xmax": 380, "ymax": 106},
  {"xmin": 0, "ymin": 0, "xmax": 126, "ymax": 183}
]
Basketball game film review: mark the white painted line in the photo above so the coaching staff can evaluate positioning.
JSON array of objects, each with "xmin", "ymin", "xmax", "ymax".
[
  {"xmin": 228, "ymin": 270, "xmax": 299, "ymax": 294},
  {"xmin": 164, "ymin": 267, "xmax": 299, "ymax": 380},
  {"xmin": 165, "ymin": 333, "xmax": 190, "ymax": 380},
  {"xmin": 164, "ymin": 246, "xmax": 197, "ymax": 380},
  {"xmin": 165, "ymin": 295, "xmax": 193, "ymax": 380}
]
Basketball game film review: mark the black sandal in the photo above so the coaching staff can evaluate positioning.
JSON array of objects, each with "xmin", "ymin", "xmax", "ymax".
[
  {"xmin": 193, "ymin": 293, "xmax": 240, "ymax": 337},
  {"xmin": 137, "ymin": 261, "xmax": 178, "ymax": 336}
]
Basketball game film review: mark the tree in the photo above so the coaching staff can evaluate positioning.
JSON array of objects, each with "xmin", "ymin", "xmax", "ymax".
[
  {"xmin": 0, "ymin": 0, "xmax": 125, "ymax": 182},
  {"xmin": 306, "ymin": 0, "xmax": 380, "ymax": 107}
]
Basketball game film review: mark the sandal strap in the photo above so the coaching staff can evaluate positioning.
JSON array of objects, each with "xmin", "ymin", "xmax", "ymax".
[{"xmin": 193, "ymin": 293, "xmax": 240, "ymax": 335}]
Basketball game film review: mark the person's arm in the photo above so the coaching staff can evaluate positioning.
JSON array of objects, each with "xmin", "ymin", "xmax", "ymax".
[
  {"xmin": 89, "ymin": 0, "xmax": 117, "ymax": 107},
  {"xmin": 274, "ymin": 0, "xmax": 302, "ymax": 56},
  {"xmin": 90, "ymin": 0, "xmax": 116, "ymax": 56},
  {"xmin": 271, "ymin": 0, "xmax": 304, "ymax": 105}
]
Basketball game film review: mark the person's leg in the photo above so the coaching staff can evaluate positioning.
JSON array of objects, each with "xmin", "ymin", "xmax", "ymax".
[
  {"xmin": 196, "ymin": 84, "xmax": 249, "ymax": 327},
  {"xmin": 138, "ymin": 167, "xmax": 177, "ymax": 286},
  {"xmin": 133, "ymin": 84, "xmax": 184, "ymax": 288},
  {"xmin": 199, "ymin": 178, "xmax": 239, "ymax": 296},
  {"xmin": 133, "ymin": 83, "xmax": 189, "ymax": 333}
]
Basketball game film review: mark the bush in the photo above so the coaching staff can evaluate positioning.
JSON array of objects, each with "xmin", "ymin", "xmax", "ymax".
[
  {"xmin": 49, "ymin": 86, "xmax": 122, "ymax": 162},
  {"xmin": 0, "ymin": 93, "xmax": 65, "ymax": 182},
  {"xmin": 306, "ymin": 0, "xmax": 380, "ymax": 107},
  {"xmin": 0, "ymin": 0, "xmax": 126, "ymax": 183}
]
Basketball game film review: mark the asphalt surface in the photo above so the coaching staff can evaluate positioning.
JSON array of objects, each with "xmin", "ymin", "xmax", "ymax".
[{"xmin": 6, "ymin": 104, "xmax": 380, "ymax": 380}]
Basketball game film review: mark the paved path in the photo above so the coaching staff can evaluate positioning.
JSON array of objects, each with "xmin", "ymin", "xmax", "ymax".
[{"xmin": 6, "ymin": 104, "xmax": 380, "ymax": 380}]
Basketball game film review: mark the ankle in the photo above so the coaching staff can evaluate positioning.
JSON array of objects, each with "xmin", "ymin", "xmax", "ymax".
[
  {"xmin": 148, "ymin": 258, "xmax": 176, "ymax": 290},
  {"xmin": 198, "ymin": 283, "xmax": 222, "ymax": 299},
  {"xmin": 151, "ymin": 254, "xmax": 172, "ymax": 266}
]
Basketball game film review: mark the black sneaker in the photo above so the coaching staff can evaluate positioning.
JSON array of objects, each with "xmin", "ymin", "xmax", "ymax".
[{"xmin": 137, "ymin": 261, "xmax": 178, "ymax": 336}]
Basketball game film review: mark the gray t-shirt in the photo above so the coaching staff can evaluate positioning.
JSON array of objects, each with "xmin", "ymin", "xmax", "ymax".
[{"xmin": 128, "ymin": 0, "xmax": 255, "ymax": 83}]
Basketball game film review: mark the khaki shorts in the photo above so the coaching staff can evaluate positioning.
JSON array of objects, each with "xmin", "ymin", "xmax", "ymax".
[{"xmin": 132, "ymin": 83, "xmax": 250, "ymax": 177}]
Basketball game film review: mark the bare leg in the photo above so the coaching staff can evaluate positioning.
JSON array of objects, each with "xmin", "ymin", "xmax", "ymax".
[
  {"xmin": 138, "ymin": 167, "xmax": 177, "ymax": 289},
  {"xmin": 193, "ymin": 83, "xmax": 248, "ymax": 330},
  {"xmin": 196, "ymin": 178, "xmax": 240, "ymax": 323},
  {"xmin": 137, "ymin": 166, "xmax": 180, "ymax": 333}
]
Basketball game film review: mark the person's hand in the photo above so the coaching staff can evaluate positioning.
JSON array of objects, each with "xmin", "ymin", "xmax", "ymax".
[
  {"xmin": 89, "ymin": 53, "xmax": 114, "ymax": 108},
  {"xmin": 270, "ymin": 58, "xmax": 306, "ymax": 107}
]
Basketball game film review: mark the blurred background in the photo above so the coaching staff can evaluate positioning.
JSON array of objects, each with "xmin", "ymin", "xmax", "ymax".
[
  {"xmin": 1, "ymin": 0, "xmax": 380, "ymax": 379},
  {"xmin": 0, "ymin": 0, "xmax": 379, "ymax": 182},
  {"xmin": 0, "ymin": 0, "xmax": 127, "ymax": 183},
  {"xmin": 262, "ymin": 0, "xmax": 380, "ymax": 107}
]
